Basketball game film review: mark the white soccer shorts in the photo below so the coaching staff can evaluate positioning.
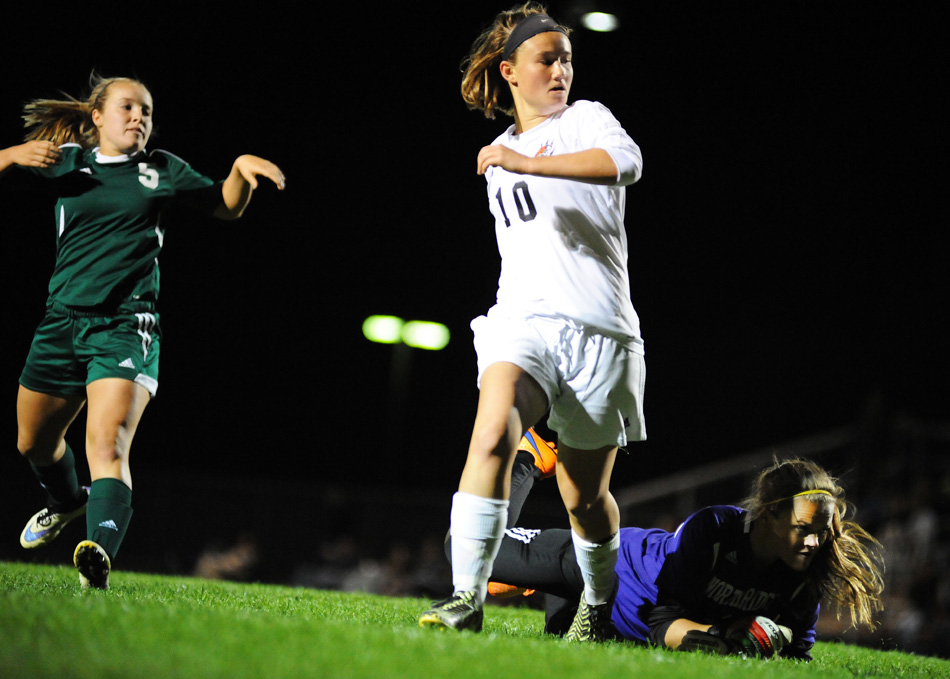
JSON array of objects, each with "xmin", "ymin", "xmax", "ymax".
[{"xmin": 472, "ymin": 308, "xmax": 646, "ymax": 449}]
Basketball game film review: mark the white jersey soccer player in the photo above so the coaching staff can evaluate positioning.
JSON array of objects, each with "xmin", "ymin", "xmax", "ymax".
[
  {"xmin": 420, "ymin": 7, "xmax": 648, "ymax": 640},
  {"xmin": 484, "ymin": 99, "xmax": 643, "ymax": 351}
]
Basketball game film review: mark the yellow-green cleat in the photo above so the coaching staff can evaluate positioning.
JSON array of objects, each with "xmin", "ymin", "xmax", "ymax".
[
  {"xmin": 419, "ymin": 590, "xmax": 483, "ymax": 632},
  {"xmin": 74, "ymin": 540, "xmax": 111, "ymax": 590},
  {"xmin": 564, "ymin": 595, "xmax": 613, "ymax": 642}
]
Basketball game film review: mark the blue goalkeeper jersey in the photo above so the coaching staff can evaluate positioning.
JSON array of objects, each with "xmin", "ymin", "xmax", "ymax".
[{"xmin": 611, "ymin": 505, "xmax": 819, "ymax": 659}]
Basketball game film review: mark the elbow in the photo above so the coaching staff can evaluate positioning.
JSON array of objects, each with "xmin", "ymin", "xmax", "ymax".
[
  {"xmin": 602, "ymin": 147, "xmax": 641, "ymax": 186},
  {"xmin": 213, "ymin": 204, "xmax": 245, "ymax": 221},
  {"xmin": 617, "ymin": 163, "xmax": 642, "ymax": 187}
]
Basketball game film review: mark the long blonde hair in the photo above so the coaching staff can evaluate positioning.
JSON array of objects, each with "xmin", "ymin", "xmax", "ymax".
[
  {"xmin": 460, "ymin": 2, "xmax": 570, "ymax": 119},
  {"xmin": 22, "ymin": 73, "xmax": 150, "ymax": 148},
  {"xmin": 743, "ymin": 458, "xmax": 885, "ymax": 629}
]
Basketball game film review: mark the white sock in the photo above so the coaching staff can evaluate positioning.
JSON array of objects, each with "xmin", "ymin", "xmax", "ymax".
[
  {"xmin": 572, "ymin": 529, "xmax": 619, "ymax": 606},
  {"xmin": 449, "ymin": 491, "xmax": 509, "ymax": 606}
]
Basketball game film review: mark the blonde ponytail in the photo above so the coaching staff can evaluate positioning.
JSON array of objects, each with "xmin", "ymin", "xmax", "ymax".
[{"xmin": 21, "ymin": 73, "xmax": 149, "ymax": 148}]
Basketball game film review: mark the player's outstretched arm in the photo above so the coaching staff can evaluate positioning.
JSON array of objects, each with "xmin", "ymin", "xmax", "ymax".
[
  {"xmin": 476, "ymin": 145, "xmax": 619, "ymax": 185},
  {"xmin": 214, "ymin": 154, "xmax": 286, "ymax": 220},
  {"xmin": 0, "ymin": 141, "xmax": 61, "ymax": 177}
]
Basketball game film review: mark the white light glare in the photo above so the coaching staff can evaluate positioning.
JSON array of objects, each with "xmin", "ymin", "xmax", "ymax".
[{"xmin": 581, "ymin": 12, "xmax": 619, "ymax": 33}]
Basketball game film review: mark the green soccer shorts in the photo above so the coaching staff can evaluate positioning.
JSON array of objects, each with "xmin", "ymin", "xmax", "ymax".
[{"xmin": 19, "ymin": 301, "xmax": 160, "ymax": 397}]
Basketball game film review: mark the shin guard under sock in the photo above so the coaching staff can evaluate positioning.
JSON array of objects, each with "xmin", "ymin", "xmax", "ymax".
[
  {"xmin": 449, "ymin": 491, "xmax": 508, "ymax": 605},
  {"xmin": 86, "ymin": 478, "xmax": 133, "ymax": 560},
  {"xmin": 572, "ymin": 530, "xmax": 619, "ymax": 606}
]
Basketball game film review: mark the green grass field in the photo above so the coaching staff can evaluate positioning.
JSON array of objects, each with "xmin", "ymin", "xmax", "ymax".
[{"xmin": 2, "ymin": 562, "xmax": 946, "ymax": 679}]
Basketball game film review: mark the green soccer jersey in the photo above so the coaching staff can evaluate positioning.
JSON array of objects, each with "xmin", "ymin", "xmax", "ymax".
[{"xmin": 28, "ymin": 144, "xmax": 222, "ymax": 308}]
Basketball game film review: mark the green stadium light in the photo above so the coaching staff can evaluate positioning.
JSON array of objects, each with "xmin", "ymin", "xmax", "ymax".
[
  {"xmin": 363, "ymin": 316, "xmax": 450, "ymax": 350},
  {"xmin": 402, "ymin": 321, "xmax": 451, "ymax": 351},
  {"xmin": 362, "ymin": 315, "xmax": 404, "ymax": 344}
]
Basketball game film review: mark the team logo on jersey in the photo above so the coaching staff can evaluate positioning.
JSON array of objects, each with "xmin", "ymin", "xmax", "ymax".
[{"xmin": 535, "ymin": 140, "xmax": 556, "ymax": 157}]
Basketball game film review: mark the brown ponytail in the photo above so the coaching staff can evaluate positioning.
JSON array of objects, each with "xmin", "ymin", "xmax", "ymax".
[{"xmin": 460, "ymin": 2, "xmax": 569, "ymax": 119}]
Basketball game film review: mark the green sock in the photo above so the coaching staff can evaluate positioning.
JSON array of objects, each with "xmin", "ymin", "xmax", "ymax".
[
  {"xmin": 87, "ymin": 478, "xmax": 133, "ymax": 560},
  {"xmin": 29, "ymin": 444, "xmax": 83, "ymax": 511}
]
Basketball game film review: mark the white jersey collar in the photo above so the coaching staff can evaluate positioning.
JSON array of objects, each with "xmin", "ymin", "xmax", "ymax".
[
  {"xmin": 508, "ymin": 104, "xmax": 569, "ymax": 141},
  {"xmin": 93, "ymin": 147, "xmax": 146, "ymax": 164}
]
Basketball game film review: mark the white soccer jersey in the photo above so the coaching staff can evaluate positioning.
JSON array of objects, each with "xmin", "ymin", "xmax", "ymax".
[{"xmin": 484, "ymin": 100, "xmax": 644, "ymax": 350}]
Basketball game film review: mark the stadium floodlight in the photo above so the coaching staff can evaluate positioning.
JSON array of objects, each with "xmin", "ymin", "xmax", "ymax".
[
  {"xmin": 402, "ymin": 320, "xmax": 451, "ymax": 351},
  {"xmin": 363, "ymin": 316, "xmax": 450, "ymax": 350},
  {"xmin": 580, "ymin": 11, "xmax": 619, "ymax": 32},
  {"xmin": 362, "ymin": 315, "xmax": 404, "ymax": 344}
]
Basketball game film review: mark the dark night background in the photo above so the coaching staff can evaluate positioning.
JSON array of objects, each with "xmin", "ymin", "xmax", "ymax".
[{"xmin": 1, "ymin": 2, "xmax": 947, "ymax": 585}]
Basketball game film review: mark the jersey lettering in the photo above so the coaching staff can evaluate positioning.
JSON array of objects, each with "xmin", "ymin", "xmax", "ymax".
[
  {"xmin": 495, "ymin": 188, "xmax": 511, "ymax": 227},
  {"xmin": 138, "ymin": 163, "xmax": 159, "ymax": 190},
  {"xmin": 705, "ymin": 576, "xmax": 777, "ymax": 611},
  {"xmin": 495, "ymin": 181, "xmax": 537, "ymax": 228}
]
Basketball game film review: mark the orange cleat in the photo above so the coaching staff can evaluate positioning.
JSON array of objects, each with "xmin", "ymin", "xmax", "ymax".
[
  {"xmin": 488, "ymin": 581, "xmax": 536, "ymax": 598},
  {"xmin": 518, "ymin": 428, "xmax": 558, "ymax": 479}
]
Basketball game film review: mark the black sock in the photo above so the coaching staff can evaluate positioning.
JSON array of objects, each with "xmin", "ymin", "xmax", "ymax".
[{"xmin": 507, "ymin": 452, "xmax": 539, "ymax": 528}]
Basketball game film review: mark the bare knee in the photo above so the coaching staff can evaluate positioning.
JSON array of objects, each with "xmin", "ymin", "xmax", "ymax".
[
  {"xmin": 16, "ymin": 434, "xmax": 66, "ymax": 466},
  {"xmin": 469, "ymin": 409, "xmax": 520, "ymax": 459},
  {"xmin": 84, "ymin": 428, "xmax": 129, "ymax": 480},
  {"xmin": 86, "ymin": 433, "xmax": 124, "ymax": 464},
  {"xmin": 16, "ymin": 432, "xmax": 35, "ymax": 458},
  {"xmin": 87, "ymin": 443, "xmax": 123, "ymax": 466},
  {"xmin": 16, "ymin": 388, "xmax": 84, "ymax": 465}
]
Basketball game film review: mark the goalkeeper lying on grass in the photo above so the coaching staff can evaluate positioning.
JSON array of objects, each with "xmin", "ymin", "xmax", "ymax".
[{"xmin": 441, "ymin": 431, "xmax": 884, "ymax": 660}]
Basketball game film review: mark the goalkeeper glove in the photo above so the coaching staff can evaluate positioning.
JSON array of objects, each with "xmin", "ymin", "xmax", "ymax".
[{"xmin": 680, "ymin": 616, "xmax": 792, "ymax": 658}]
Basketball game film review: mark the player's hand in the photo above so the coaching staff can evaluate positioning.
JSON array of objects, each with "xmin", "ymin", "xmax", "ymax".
[
  {"xmin": 679, "ymin": 630, "xmax": 733, "ymax": 655},
  {"xmin": 3, "ymin": 140, "xmax": 61, "ymax": 168},
  {"xmin": 718, "ymin": 616, "xmax": 793, "ymax": 658},
  {"xmin": 476, "ymin": 144, "xmax": 531, "ymax": 175},
  {"xmin": 232, "ymin": 154, "xmax": 285, "ymax": 190}
]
